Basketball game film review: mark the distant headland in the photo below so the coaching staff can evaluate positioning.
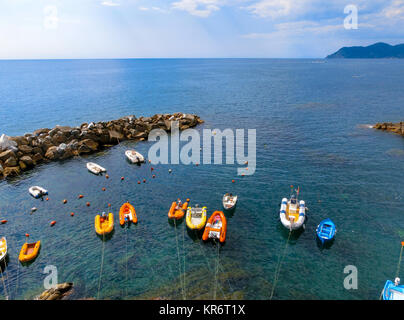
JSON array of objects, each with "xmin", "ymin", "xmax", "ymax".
[{"xmin": 326, "ymin": 42, "xmax": 404, "ymax": 59}]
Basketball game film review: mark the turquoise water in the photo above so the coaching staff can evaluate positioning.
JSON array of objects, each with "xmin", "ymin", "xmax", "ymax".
[{"xmin": 1, "ymin": 59, "xmax": 404, "ymax": 299}]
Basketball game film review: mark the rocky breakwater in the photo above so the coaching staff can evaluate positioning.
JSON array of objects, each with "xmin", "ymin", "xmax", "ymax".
[
  {"xmin": 374, "ymin": 122, "xmax": 404, "ymax": 136},
  {"xmin": 37, "ymin": 282, "xmax": 73, "ymax": 300},
  {"xmin": 0, "ymin": 113, "xmax": 204, "ymax": 179}
]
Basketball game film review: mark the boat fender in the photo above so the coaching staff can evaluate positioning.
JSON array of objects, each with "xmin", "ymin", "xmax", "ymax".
[
  {"xmin": 86, "ymin": 202, "xmax": 90, "ymax": 207},
  {"xmin": 79, "ymin": 195, "xmax": 84, "ymax": 199},
  {"xmin": 50, "ymin": 221, "xmax": 56, "ymax": 226},
  {"xmin": 1, "ymin": 220, "xmax": 7, "ymax": 224},
  {"xmin": 63, "ymin": 199, "xmax": 67, "ymax": 204}
]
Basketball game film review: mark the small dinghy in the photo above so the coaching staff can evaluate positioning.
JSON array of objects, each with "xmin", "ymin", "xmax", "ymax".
[
  {"xmin": 19, "ymin": 241, "xmax": 41, "ymax": 263},
  {"xmin": 316, "ymin": 218, "xmax": 336, "ymax": 244},
  {"xmin": 29, "ymin": 186, "xmax": 48, "ymax": 199},
  {"xmin": 202, "ymin": 211, "xmax": 227, "ymax": 243},
  {"xmin": 87, "ymin": 162, "xmax": 106, "ymax": 175},
  {"xmin": 95, "ymin": 212, "xmax": 114, "ymax": 236},
  {"xmin": 382, "ymin": 278, "xmax": 404, "ymax": 300},
  {"xmin": 186, "ymin": 205, "xmax": 207, "ymax": 230},
  {"xmin": 125, "ymin": 150, "xmax": 145, "ymax": 164},
  {"xmin": 222, "ymin": 193, "xmax": 238, "ymax": 210},
  {"xmin": 168, "ymin": 199, "xmax": 189, "ymax": 220},
  {"xmin": 119, "ymin": 202, "xmax": 138, "ymax": 226},
  {"xmin": 0, "ymin": 237, "xmax": 7, "ymax": 262},
  {"xmin": 279, "ymin": 187, "xmax": 306, "ymax": 231}
]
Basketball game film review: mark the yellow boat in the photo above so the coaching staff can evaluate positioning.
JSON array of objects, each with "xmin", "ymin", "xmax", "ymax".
[
  {"xmin": 95, "ymin": 213, "xmax": 114, "ymax": 236},
  {"xmin": 186, "ymin": 206, "xmax": 207, "ymax": 230},
  {"xmin": 0, "ymin": 237, "xmax": 7, "ymax": 262},
  {"xmin": 19, "ymin": 241, "xmax": 41, "ymax": 263}
]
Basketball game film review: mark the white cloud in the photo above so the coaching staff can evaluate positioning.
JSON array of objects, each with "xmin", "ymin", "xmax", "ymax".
[
  {"xmin": 382, "ymin": 0, "xmax": 404, "ymax": 18},
  {"xmin": 245, "ymin": 0, "xmax": 305, "ymax": 18},
  {"xmin": 171, "ymin": 0, "xmax": 222, "ymax": 17},
  {"xmin": 101, "ymin": 1, "xmax": 120, "ymax": 6}
]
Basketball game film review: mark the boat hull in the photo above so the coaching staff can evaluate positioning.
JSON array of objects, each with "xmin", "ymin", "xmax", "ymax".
[
  {"xmin": 280, "ymin": 198, "xmax": 306, "ymax": 231},
  {"xmin": 202, "ymin": 211, "xmax": 227, "ymax": 243},
  {"xmin": 119, "ymin": 203, "xmax": 138, "ymax": 225},
  {"xmin": 19, "ymin": 241, "xmax": 41, "ymax": 263},
  {"xmin": 0, "ymin": 237, "xmax": 7, "ymax": 262},
  {"xmin": 168, "ymin": 201, "xmax": 188, "ymax": 220},
  {"xmin": 186, "ymin": 206, "xmax": 207, "ymax": 230},
  {"xmin": 95, "ymin": 213, "xmax": 114, "ymax": 235},
  {"xmin": 382, "ymin": 280, "xmax": 404, "ymax": 300}
]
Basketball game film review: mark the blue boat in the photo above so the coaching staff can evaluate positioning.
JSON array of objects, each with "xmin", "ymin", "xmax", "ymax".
[
  {"xmin": 382, "ymin": 279, "xmax": 404, "ymax": 300},
  {"xmin": 316, "ymin": 218, "xmax": 336, "ymax": 244}
]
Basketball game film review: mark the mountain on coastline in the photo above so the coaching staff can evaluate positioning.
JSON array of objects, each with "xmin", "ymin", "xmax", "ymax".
[{"xmin": 326, "ymin": 42, "xmax": 404, "ymax": 59}]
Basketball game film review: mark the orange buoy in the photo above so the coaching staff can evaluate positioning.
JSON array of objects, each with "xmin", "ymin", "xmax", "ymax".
[
  {"xmin": 232, "ymin": 180, "xmax": 235, "ymax": 183},
  {"xmin": 106, "ymin": 174, "xmax": 109, "ymax": 179},
  {"xmin": 102, "ymin": 187, "xmax": 106, "ymax": 191},
  {"xmin": 50, "ymin": 221, "xmax": 56, "ymax": 227},
  {"xmin": 63, "ymin": 199, "xmax": 67, "ymax": 204},
  {"xmin": 121, "ymin": 177, "xmax": 125, "ymax": 181},
  {"xmin": 143, "ymin": 179, "xmax": 146, "ymax": 183},
  {"xmin": 148, "ymin": 160, "xmax": 151, "ymax": 163},
  {"xmin": 1, "ymin": 220, "xmax": 7, "ymax": 224},
  {"xmin": 152, "ymin": 175, "xmax": 156, "ymax": 178},
  {"xmin": 70, "ymin": 212, "xmax": 75, "ymax": 216},
  {"xmin": 401, "ymin": 241, "xmax": 404, "ymax": 247},
  {"xmin": 245, "ymin": 161, "xmax": 248, "ymax": 165},
  {"xmin": 86, "ymin": 202, "xmax": 90, "ymax": 207},
  {"xmin": 46, "ymin": 197, "xmax": 49, "ymax": 201},
  {"xmin": 196, "ymin": 163, "xmax": 199, "ymax": 166},
  {"xmin": 108, "ymin": 203, "xmax": 111, "ymax": 207},
  {"xmin": 186, "ymin": 198, "xmax": 190, "ymax": 202},
  {"xmin": 137, "ymin": 181, "xmax": 141, "ymax": 184},
  {"xmin": 241, "ymin": 174, "xmax": 245, "ymax": 177},
  {"xmin": 78, "ymin": 195, "xmax": 84, "ymax": 199},
  {"xmin": 151, "ymin": 167, "xmax": 154, "ymax": 171}
]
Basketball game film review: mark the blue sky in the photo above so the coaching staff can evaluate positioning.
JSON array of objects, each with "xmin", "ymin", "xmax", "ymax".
[{"xmin": 0, "ymin": 0, "xmax": 403, "ymax": 58}]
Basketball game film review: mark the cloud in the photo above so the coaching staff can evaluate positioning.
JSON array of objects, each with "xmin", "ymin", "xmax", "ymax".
[
  {"xmin": 101, "ymin": 1, "xmax": 120, "ymax": 6},
  {"xmin": 244, "ymin": 0, "xmax": 306, "ymax": 19},
  {"xmin": 382, "ymin": 0, "xmax": 404, "ymax": 19},
  {"xmin": 171, "ymin": 0, "xmax": 222, "ymax": 17}
]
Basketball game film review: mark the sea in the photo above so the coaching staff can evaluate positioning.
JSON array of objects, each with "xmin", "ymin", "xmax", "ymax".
[{"xmin": 1, "ymin": 58, "xmax": 404, "ymax": 300}]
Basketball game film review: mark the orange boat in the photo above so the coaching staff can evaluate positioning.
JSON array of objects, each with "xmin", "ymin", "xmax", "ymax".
[
  {"xmin": 19, "ymin": 241, "xmax": 41, "ymax": 263},
  {"xmin": 168, "ymin": 199, "xmax": 188, "ymax": 220},
  {"xmin": 119, "ymin": 202, "xmax": 138, "ymax": 225},
  {"xmin": 202, "ymin": 211, "xmax": 227, "ymax": 243}
]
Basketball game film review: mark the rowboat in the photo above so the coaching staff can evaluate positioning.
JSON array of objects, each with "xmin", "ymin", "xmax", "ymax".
[
  {"xmin": 222, "ymin": 193, "xmax": 238, "ymax": 210},
  {"xmin": 95, "ymin": 213, "xmax": 114, "ymax": 235},
  {"xmin": 186, "ymin": 206, "xmax": 207, "ymax": 230},
  {"xmin": 119, "ymin": 202, "xmax": 138, "ymax": 225},
  {"xmin": 19, "ymin": 241, "xmax": 41, "ymax": 263},
  {"xmin": 87, "ymin": 162, "xmax": 106, "ymax": 175},
  {"xmin": 316, "ymin": 218, "xmax": 336, "ymax": 244},
  {"xmin": 168, "ymin": 199, "xmax": 188, "ymax": 220},
  {"xmin": 279, "ymin": 188, "xmax": 306, "ymax": 231},
  {"xmin": 29, "ymin": 186, "xmax": 48, "ymax": 198},
  {"xmin": 0, "ymin": 237, "xmax": 7, "ymax": 262},
  {"xmin": 382, "ymin": 278, "xmax": 404, "ymax": 300},
  {"xmin": 202, "ymin": 211, "xmax": 227, "ymax": 243},
  {"xmin": 125, "ymin": 150, "xmax": 145, "ymax": 164}
]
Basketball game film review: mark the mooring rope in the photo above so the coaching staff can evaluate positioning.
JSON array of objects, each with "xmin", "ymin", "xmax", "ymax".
[
  {"xmin": 269, "ymin": 230, "xmax": 292, "ymax": 300},
  {"xmin": 97, "ymin": 232, "xmax": 106, "ymax": 300},
  {"xmin": 395, "ymin": 244, "xmax": 404, "ymax": 279},
  {"xmin": 14, "ymin": 254, "xmax": 20, "ymax": 299},
  {"xmin": 193, "ymin": 230, "xmax": 226, "ymax": 298},
  {"xmin": 0, "ymin": 265, "xmax": 8, "ymax": 300},
  {"xmin": 182, "ymin": 218, "xmax": 186, "ymax": 299},
  {"xmin": 125, "ymin": 225, "xmax": 128, "ymax": 299},
  {"xmin": 213, "ymin": 240, "xmax": 220, "ymax": 300},
  {"xmin": 173, "ymin": 219, "xmax": 185, "ymax": 300}
]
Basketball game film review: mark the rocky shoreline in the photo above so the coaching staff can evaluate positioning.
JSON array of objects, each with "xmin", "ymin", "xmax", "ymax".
[
  {"xmin": 0, "ymin": 113, "xmax": 203, "ymax": 179},
  {"xmin": 373, "ymin": 122, "xmax": 404, "ymax": 135}
]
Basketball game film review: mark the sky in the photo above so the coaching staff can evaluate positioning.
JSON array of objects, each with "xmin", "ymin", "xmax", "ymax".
[{"xmin": 0, "ymin": 0, "xmax": 403, "ymax": 58}]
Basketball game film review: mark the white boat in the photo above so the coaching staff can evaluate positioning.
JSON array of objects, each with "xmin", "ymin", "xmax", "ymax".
[
  {"xmin": 279, "ymin": 190, "xmax": 306, "ymax": 231},
  {"xmin": 222, "ymin": 193, "xmax": 238, "ymax": 210},
  {"xmin": 0, "ymin": 237, "xmax": 7, "ymax": 262},
  {"xmin": 29, "ymin": 186, "xmax": 48, "ymax": 199},
  {"xmin": 125, "ymin": 150, "xmax": 145, "ymax": 164},
  {"xmin": 86, "ymin": 162, "xmax": 106, "ymax": 175}
]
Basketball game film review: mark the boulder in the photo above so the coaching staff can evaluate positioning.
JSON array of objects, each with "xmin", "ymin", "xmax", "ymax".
[
  {"xmin": 38, "ymin": 282, "xmax": 73, "ymax": 300},
  {"xmin": 19, "ymin": 161, "xmax": 27, "ymax": 171},
  {"xmin": 0, "ymin": 150, "xmax": 15, "ymax": 163},
  {"xmin": 32, "ymin": 153, "xmax": 43, "ymax": 164},
  {"xmin": 0, "ymin": 134, "xmax": 17, "ymax": 151},
  {"xmin": 3, "ymin": 166, "xmax": 20, "ymax": 178},
  {"xmin": 18, "ymin": 145, "xmax": 33, "ymax": 154},
  {"xmin": 45, "ymin": 146, "xmax": 59, "ymax": 160},
  {"xmin": 33, "ymin": 128, "xmax": 50, "ymax": 136},
  {"xmin": 80, "ymin": 139, "xmax": 99, "ymax": 152},
  {"xmin": 20, "ymin": 155, "xmax": 34, "ymax": 167},
  {"xmin": 4, "ymin": 156, "xmax": 17, "ymax": 167}
]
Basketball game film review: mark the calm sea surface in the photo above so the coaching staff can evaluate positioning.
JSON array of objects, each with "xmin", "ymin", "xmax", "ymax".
[{"xmin": 1, "ymin": 59, "xmax": 404, "ymax": 299}]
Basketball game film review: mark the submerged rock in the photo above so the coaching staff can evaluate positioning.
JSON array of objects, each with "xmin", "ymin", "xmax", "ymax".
[{"xmin": 37, "ymin": 282, "xmax": 74, "ymax": 300}]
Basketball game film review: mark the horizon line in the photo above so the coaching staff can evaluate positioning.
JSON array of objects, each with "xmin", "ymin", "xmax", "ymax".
[{"xmin": 0, "ymin": 57, "xmax": 325, "ymax": 61}]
